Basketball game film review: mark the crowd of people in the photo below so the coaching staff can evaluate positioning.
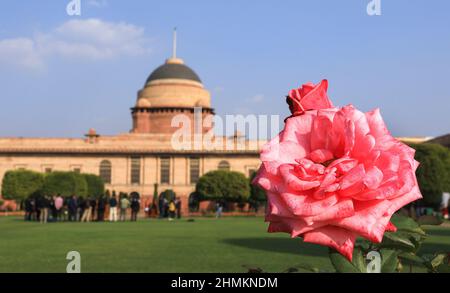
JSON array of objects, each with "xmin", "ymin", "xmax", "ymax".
[
  {"xmin": 22, "ymin": 193, "xmax": 157, "ymax": 223},
  {"xmin": 156, "ymin": 196, "xmax": 182, "ymax": 221}
]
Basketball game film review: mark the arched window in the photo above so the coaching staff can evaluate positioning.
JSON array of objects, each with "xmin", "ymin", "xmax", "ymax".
[
  {"xmin": 99, "ymin": 160, "xmax": 112, "ymax": 184},
  {"xmin": 218, "ymin": 160, "xmax": 230, "ymax": 171}
]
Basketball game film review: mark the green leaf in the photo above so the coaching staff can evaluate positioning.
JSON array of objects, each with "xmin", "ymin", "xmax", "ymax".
[
  {"xmin": 390, "ymin": 214, "xmax": 426, "ymax": 235},
  {"xmin": 380, "ymin": 249, "xmax": 399, "ymax": 273},
  {"xmin": 422, "ymin": 253, "xmax": 449, "ymax": 272},
  {"xmin": 398, "ymin": 252, "xmax": 425, "ymax": 265},
  {"xmin": 352, "ymin": 248, "xmax": 366, "ymax": 272},
  {"xmin": 329, "ymin": 248, "xmax": 363, "ymax": 273},
  {"xmin": 382, "ymin": 232, "xmax": 416, "ymax": 250},
  {"xmin": 430, "ymin": 254, "xmax": 447, "ymax": 269}
]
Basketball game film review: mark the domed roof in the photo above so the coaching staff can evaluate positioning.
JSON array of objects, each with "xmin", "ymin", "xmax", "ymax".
[{"xmin": 146, "ymin": 58, "xmax": 201, "ymax": 84}]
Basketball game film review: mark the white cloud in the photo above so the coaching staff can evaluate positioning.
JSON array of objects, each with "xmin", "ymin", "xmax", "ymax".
[
  {"xmin": 0, "ymin": 38, "xmax": 44, "ymax": 69},
  {"xmin": 0, "ymin": 18, "xmax": 151, "ymax": 70}
]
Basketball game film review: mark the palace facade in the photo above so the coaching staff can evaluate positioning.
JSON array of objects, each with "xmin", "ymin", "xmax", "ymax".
[{"xmin": 0, "ymin": 53, "xmax": 264, "ymax": 214}]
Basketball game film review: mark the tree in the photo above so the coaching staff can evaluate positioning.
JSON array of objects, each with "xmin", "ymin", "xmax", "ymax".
[
  {"xmin": 411, "ymin": 143, "xmax": 449, "ymax": 208},
  {"xmin": 196, "ymin": 170, "xmax": 250, "ymax": 203},
  {"xmin": 41, "ymin": 171, "xmax": 88, "ymax": 197},
  {"xmin": 160, "ymin": 189, "xmax": 176, "ymax": 201},
  {"xmin": 249, "ymin": 171, "xmax": 266, "ymax": 211},
  {"xmin": 434, "ymin": 145, "xmax": 450, "ymax": 193},
  {"xmin": 1, "ymin": 170, "xmax": 44, "ymax": 201},
  {"xmin": 83, "ymin": 174, "xmax": 105, "ymax": 198}
]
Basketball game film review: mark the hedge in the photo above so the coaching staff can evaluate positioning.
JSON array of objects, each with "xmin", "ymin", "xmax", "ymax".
[
  {"xmin": 1, "ymin": 170, "xmax": 44, "ymax": 201},
  {"xmin": 41, "ymin": 171, "xmax": 88, "ymax": 197},
  {"xmin": 411, "ymin": 143, "xmax": 450, "ymax": 208},
  {"xmin": 83, "ymin": 174, "xmax": 105, "ymax": 198},
  {"xmin": 196, "ymin": 170, "xmax": 250, "ymax": 203}
]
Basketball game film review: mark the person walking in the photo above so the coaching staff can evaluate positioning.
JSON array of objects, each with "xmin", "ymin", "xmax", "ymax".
[
  {"xmin": 119, "ymin": 195, "xmax": 130, "ymax": 222},
  {"xmin": 81, "ymin": 198, "xmax": 92, "ymax": 222},
  {"xmin": 215, "ymin": 202, "xmax": 223, "ymax": 219},
  {"xmin": 40, "ymin": 195, "xmax": 50, "ymax": 224},
  {"xmin": 130, "ymin": 196, "xmax": 140, "ymax": 222},
  {"xmin": 109, "ymin": 194, "xmax": 118, "ymax": 222},
  {"xmin": 168, "ymin": 200, "xmax": 176, "ymax": 221}
]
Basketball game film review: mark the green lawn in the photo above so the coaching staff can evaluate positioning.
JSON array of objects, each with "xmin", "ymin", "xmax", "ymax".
[{"xmin": 0, "ymin": 216, "xmax": 449, "ymax": 273}]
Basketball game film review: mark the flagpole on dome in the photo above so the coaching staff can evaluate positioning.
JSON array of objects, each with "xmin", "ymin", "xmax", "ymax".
[{"xmin": 172, "ymin": 27, "xmax": 177, "ymax": 59}]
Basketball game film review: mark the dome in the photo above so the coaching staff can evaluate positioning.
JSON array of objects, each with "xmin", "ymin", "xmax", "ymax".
[{"xmin": 146, "ymin": 58, "xmax": 201, "ymax": 84}]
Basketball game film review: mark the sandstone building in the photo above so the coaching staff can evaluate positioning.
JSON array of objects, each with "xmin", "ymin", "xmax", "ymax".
[{"xmin": 0, "ymin": 43, "xmax": 264, "ymax": 213}]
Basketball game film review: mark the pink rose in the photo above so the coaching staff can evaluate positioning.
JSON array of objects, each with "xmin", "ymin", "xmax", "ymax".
[
  {"xmin": 254, "ymin": 80, "xmax": 422, "ymax": 261},
  {"xmin": 286, "ymin": 79, "xmax": 333, "ymax": 118}
]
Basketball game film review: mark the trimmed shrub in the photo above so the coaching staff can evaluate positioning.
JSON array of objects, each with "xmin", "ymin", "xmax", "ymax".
[
  {"xmin": 42, "ymin": 171, "xmax": 88, "ymax": 197},
  {"xmin": 411, "ymin": 143, "xmax": 450, "ymax": 208},
  {"xmin": 1, "ymin": 170, "xmax": 44, "ymax": 201},
  {"xmin": 83, "ymin": 174, "xmax": 105, "ymax": 198},
  {"xmin": 160, "ymin": 189, "xmax": 176, "ymax": 201},
  {"xmin": 196, "ymin": 170, "xmax": 250, "ymax": 203}
]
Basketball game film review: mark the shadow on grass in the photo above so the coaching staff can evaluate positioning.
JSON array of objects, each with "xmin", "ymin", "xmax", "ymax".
[{"xmin": 221, "ymin": 237, "xmax": 328, "ymax": 257}]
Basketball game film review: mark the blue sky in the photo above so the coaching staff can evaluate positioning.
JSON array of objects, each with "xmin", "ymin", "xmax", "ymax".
[{"xmin": 0, "ymin": 0, "xmax": 449, "ymax": 138}]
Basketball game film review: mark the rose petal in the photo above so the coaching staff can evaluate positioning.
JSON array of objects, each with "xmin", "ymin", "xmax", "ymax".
[
  {"xmin": 303, "ymin": 199, "xmax": 354, "ymax": 225},
  {"xmin": 279, "ymin": 164, "xmax": 321, "ymax": 191},
  {"xmin": 303, "ymin": 226, "xmax": 356, "ymax": 261},
  {"xmin": 363, "ymin": 166, "xmax": 384, "ymax": 190},
  {"xmin": 309, "ymin": 148, "xmax": 334, "ymax": 164}
]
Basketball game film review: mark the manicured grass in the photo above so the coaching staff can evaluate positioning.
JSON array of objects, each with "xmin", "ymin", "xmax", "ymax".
[{"xmin": 0, "ymin": 216, "xmax": 449, "ymax": 273}]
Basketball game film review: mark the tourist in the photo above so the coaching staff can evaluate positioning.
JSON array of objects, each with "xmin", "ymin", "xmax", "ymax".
[
  {"xmin": 119, "ymin": 195, "xmax": 130, "ymax": 222},
  {"xmin": 78, "ymin": 196, "xmax": 86, "ymax": 221},
  {"xmin": 130, "ymin": 196, "xmax": 140, "ymax": 221},
  {"xmin": 175, "ymin": 197, "xmax": 182, "ymax": 219},
  {"xmin": 68, "ymin": 195, "xmax": 78, "ymax": 222},
  {"xmin": 158, "ymin": 196, "xmax": 166, "ymax": 218},
  {"xmin": 49, "ymin": 196, "xmax": 57, "ymax": 222},
  {"xmin": 168, "ymin": 200, "xmax": 176, "ymax": 221},
  {"xmin": 24, "ymin": 197, "xmax": 33, "ymax": 221},
  {"xmin": 90, "ymin": 197, "xmax": 97, "ymax": 221},
  {"xmin": 97, "ymin": 195, "xmax": 106, "ymax": 222},
  {"xmin": 216, "ymin": 202, "xmax": 223, "ymax": 219},
  {"xmin": 81, "ymin": 198, "xmax": 92, "ymax": 222},
  {"xmin": 109, "ymin": 194, "xmax": 118, "ymax": 222},
  {"xmin": 55, "ymin": 194, "xmax": 64, "ymax": 221},
  {"xmin": 39, "ymin": 195, "xmax": 50, "ymax": 224}
]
